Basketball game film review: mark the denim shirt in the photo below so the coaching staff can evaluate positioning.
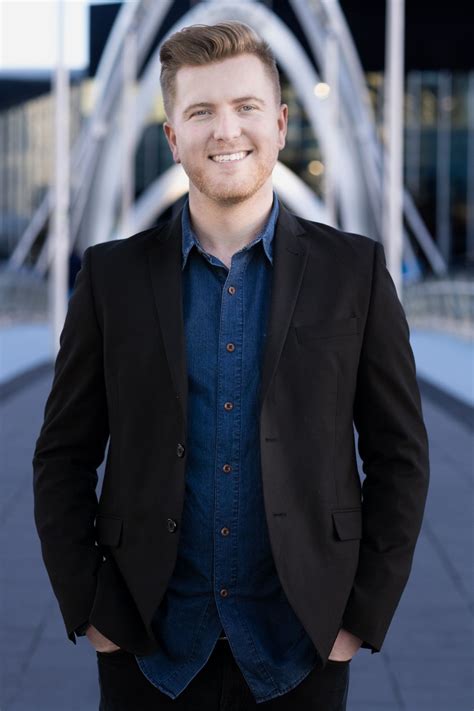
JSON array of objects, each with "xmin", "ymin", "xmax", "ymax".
[{"xmin": 135, "ymin": 191, "xmax": 318, "ymax": 703}]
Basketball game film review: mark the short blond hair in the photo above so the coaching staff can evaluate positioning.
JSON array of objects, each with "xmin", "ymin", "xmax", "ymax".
[{"xmin": 159, "ymin": 21, "xmax": 281, "ymax": 121}]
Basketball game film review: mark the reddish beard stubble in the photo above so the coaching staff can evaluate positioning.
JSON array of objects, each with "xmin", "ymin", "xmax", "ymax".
[{"xmin": 183, "ymin": 144, "xmax": 279, "ymax": 206}]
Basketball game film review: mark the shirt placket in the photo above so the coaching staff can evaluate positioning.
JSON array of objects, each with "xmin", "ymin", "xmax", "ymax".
[{"xmin": 213, "ymin": 251, "xmax": 248, "ymax": 625}]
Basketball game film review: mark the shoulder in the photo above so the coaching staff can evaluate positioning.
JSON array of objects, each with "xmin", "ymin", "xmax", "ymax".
[
  {"xmin": 295, "ymin": 214, "xmax": 378, "ymax": 256},
  {"xmin": 86, "ymin": 224, "xmax": 167, "ymax": 260},
  {"xmin": 289, "ymin": 213, "xmax": 382, "ymax": 278},
  {"xmin": 83, "ymin": 222, "xmax": 169, "ymax": 275}
]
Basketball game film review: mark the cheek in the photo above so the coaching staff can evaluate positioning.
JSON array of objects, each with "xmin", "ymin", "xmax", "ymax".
[
  {"xmin": 182, "ymin": 132, "xmax": 206, "ymax": 156},
  {"xmin": 254, "ymin": 124, "xmax": 280, "ymax": 147}
]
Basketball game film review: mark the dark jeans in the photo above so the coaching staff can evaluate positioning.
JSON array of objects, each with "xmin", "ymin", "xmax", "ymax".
[{"xmin": 97, "ymin": 638, "xmax": 350, "ymax": 710}]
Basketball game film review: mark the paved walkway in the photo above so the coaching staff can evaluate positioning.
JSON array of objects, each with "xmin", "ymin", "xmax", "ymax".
[
  {"xmin": 0, "ymin": 324, "xmax": 52, "ymax": 385},
  {"xmin": 409, "ymin": 329, "xmax": 474, "ymax": 406},
  {"xmin": 0, "ymin": 364, "xmax": 472, "ymax": 710}
]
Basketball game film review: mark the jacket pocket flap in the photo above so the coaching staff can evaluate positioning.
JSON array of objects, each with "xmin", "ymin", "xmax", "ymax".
[
  {"xmin": 296, "ymin": 316, "xmax": 359, "ymax": 341},
  {"xmin": 332, "ymin": 509, "xmax": 362, "ymax": 540},
  {"xmin": 95, "ymin": 515, "xmax": 123, "ymax": 547}
]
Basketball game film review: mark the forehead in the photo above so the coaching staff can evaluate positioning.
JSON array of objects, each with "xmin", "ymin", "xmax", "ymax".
[{"xmin": 174, "ymin": 54, "xmax": 272, "ymax": 105}]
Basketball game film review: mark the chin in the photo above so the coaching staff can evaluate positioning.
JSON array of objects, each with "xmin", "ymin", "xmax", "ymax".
[
  {"xmin": 191, "ymin": 171, "xmax": 271, "ymax": 206},
  {"xmin": 208, "ymin": 189, "xmax": 255, "ymax": 206}
]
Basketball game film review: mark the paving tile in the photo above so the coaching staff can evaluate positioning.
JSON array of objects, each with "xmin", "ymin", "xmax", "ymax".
[
  {"xmin": 389, "ymin": 657, "xmax": 473, "ymax": 709},
  {"xmin": 347, "ymin": 653, "xmax": 400, "ymax": 706}
]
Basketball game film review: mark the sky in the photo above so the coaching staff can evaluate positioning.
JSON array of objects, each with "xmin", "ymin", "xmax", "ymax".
[{"xmin": 0, "ymin": 0, "xmax": 120, "ymax": 71}]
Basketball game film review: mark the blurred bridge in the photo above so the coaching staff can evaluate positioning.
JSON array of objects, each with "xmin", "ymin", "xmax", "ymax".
[{"xmin": 7, "ymin": 0, "xmax": 445, "ymax": 279}]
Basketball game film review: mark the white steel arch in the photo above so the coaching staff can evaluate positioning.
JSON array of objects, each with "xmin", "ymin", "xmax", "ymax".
[
  {"xmin": 290, "ymin": 0, "xmax": 445, "ymax": 275},
  {"xmin": 9, "ymin": 0, "xmax": 173, "ymax": 269},
  {"xmin": 10, "ymin": 0, "xmax": 446, "ymax": 281}
]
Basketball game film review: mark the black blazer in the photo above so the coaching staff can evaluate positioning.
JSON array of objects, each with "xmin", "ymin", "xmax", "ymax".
[{"xmin": 33, "ymin": 200, "xmax": 429, "ymax": 661}]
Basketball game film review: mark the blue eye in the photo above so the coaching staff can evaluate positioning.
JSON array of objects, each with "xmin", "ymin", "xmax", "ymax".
[{"xmin": 192, "ymin": 105, "xmax": 256, "ymax": 117}]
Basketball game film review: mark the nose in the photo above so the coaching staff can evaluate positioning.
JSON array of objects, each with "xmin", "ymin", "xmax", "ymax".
[{"xmin": 212, "ymin": 109, "xmax": 242, "ymax": 142}]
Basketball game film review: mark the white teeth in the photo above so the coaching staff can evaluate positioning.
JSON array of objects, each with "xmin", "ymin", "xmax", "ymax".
[{"xmin": 211, "ymin": 151, "xmax": 249, "ymax": 163}]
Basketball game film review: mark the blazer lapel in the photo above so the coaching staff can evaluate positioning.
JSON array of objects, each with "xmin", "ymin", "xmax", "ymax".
[
  {"xmin": 260, "ymin": 202, "xmax": 309, "ymax": 410},
  {"xmin": 146, "ymin": 206, "xmax": 188, "ymax": 425},
  {"xmin": 145, "ymin": 198, "xmax": 310, "ymax": 425}
]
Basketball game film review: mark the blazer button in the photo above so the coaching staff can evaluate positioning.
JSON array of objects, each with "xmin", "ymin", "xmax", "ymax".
[
  {"xmin": 167, "ymin": 518, "xmax": 178, "ymax": 533},
  {"xmin": 176, "ymin": 443, "xmax": 185, "ymax": 458}
]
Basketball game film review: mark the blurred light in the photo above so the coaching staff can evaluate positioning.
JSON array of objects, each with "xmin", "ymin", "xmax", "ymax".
[
  {"xmin": 80, "ymin": 79, "xmax": 96, "ymax": 116},
  {"xmin": 367, "ymin": 72, "xmax": 383, "ymax": 88},
  {"xmin": 308, "ymin": 160, "xmax": 324, "ymax": 176},
  {"xmin": 149, "ymin": 94, "xmax": 166, "ymax": 123},
  {"xmin": 314, "ymin": 82, "xmax": 331, "ymax": 100},
  {"xmin": 441, "ymin": 96, "xmax": 454, "ymax": 112},
  {"xmin": 421, "ymin": 89, "xmax": 436, "ymax": 125}
]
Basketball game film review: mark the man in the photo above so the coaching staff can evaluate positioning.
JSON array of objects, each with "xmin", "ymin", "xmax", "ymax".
[{"xmin": 33, "ymin": 21, "xmax": 430, "ymax": 711}]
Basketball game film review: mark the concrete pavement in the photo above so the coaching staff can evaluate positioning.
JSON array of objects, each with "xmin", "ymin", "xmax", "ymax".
[{"xmin": 0, "ymin": 368, "xmax": 472, "ymax": 710}]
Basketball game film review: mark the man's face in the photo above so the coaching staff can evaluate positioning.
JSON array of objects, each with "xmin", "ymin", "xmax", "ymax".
[{"xmin": 163, "ymin": 53, "xmax": 288, "ymax": 206}]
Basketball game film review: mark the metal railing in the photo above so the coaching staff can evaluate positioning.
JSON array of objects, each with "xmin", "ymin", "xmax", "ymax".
[
  {"xmin": 0, "ymin": 267, "xmax": 47, "ymax": 325},
  {"xmin": 404, "ymin": 279, "xmax": 474, "ymax": 338}
]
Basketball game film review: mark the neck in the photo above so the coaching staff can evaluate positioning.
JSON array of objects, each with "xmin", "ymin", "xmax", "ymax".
[{"xmin": 187, "ymin": 183, "xmax": 275, "ymax": 265}]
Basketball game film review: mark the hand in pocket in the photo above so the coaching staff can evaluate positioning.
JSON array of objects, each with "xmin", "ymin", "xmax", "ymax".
[{"xmin": 86, "ymin": 624, "xmax": 121, "ymax": 653}]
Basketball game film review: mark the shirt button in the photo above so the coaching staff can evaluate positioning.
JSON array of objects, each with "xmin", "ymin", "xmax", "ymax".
[
  {"xmin": 220, "ymin": 589, "xmax": 229, "ymax": 598},
  {"xmin": 227, "ymin": 286, "xmax": 236, "ymax": 295},
  {"xmin": 222, "ymin": 464, "xmax": 232, "ymax": 473},
  {"xmin": 226, "ymin": 343, "xmax": 235, "ymax": 352},
  {"xmin": 176, "ymin": 443, "xmax": 185, "ymax": 458},
  {"xmin": 224, "ymin": 401, "xmax": 233, "ymax": 411},
  {"xmin": 221, "ymin": 527, "xmax": 230, "ymax": 536}
]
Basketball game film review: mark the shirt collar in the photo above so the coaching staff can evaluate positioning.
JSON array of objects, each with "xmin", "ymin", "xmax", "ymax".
[{"xmin": 181, "ymin": 190, "xmax": 279, "ymax": 270}]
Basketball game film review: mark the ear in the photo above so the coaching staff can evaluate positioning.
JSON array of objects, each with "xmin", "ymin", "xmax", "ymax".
[
  {"xmin": 277, "ymin": 104, "xmax": 288, "ymax": 151},
  {"xmin": 163, "ymin": 121, "xmax": 181, "ymax": 164}
]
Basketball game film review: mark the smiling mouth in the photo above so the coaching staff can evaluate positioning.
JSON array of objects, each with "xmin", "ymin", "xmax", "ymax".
[{"xmin": 209, "ymin": 150, "xmax": 253, "ymax": 163}]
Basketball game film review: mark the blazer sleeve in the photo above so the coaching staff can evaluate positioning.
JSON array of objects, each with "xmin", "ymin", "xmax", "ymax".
[
  {"xmin": 342, "ymin": 241, "xmax": 430, "ymax": 652},
  {"xmin": 32, "ymin": 246, "xmax": 108, "ymax": 644}
]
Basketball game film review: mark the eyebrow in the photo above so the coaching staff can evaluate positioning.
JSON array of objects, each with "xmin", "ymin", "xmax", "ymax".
[{"xmin": 183, "ymin": 96, "xmax": 266, "ymax": 116}]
